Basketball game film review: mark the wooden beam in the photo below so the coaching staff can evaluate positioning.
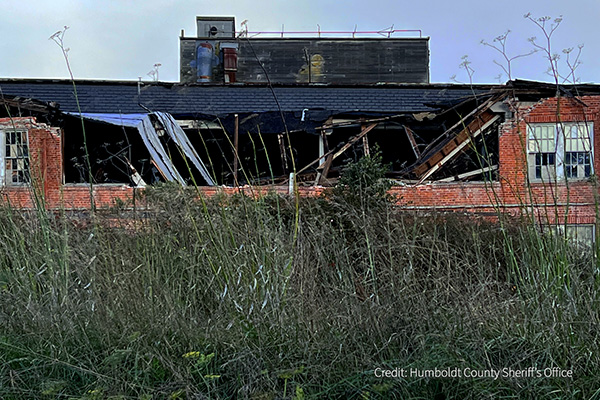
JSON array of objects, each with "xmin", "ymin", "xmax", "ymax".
[
  {"xmin": 318, "ymin": 130, "xmax": 329, "ymax": 167},
  {"xmin": 436, "ymin": 165, "xmax": 498, "ymax": 182},
  {"xmin": 316, "ymin": 154, "xmax": 334, "ymax": 185},
  {"xmin": 233, "ymin": 114, "xmax": 239, "ymax": 186},
  {"xmin": 414, "ymin": 110, "xmax": 498, "ymax": 177},
  {"xmin": 150, "ymin": 159, "xmax": 168, "ymax": 181},
  {"xmin": 418, "ymin": 96, "xmax": 498, "ymax": 159},
  {"xmin": 319, "ymin": 114, "xmax": 407, "ymax": 131},
  {"xmin": 314, "ymin": 129, "xmax": 331, "ymax": 183},
  {"xmin": 416, "ymin": 113, "xmax": 500, "ymax": 184},
  {"xmin": 414, "ymin": 111, "xmax": 497, "ymax": 176},
  {"xmin": 403, "ymin": 125, "xmax": 420, "ymax": 158},
  {"xmin": 1, "ymin": 97, "xmax": 53, "ymax": 114},
  {"xmin": 295, "ymin": 122, "xmax": 378, "ymax": 176},
  {"xmin": 277, "ymin": 133, "xmax": 289, "ymax": 175},
  {"xmin": 327, "ymin": 122, "xmax": 377, "ymax": 162},
  {"xmin": 362, "ymin": 125, "xmax": 370, "ymax": 156}
]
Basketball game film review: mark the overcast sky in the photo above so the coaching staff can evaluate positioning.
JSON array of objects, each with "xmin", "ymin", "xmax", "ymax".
[{"xmin": 1, "ymin": 0, "xmax": 598, "ymax": 84}]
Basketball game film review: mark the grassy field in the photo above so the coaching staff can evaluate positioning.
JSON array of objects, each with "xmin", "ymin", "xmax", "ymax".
[{"xmin": 0, "ymin": 183, "xmax": 599, "ymax": 399}]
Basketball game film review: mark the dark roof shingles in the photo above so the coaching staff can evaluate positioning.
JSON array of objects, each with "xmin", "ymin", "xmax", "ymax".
[{"xmin": 0, "ymin": 80, "xmax": 490, "ymax": 116}]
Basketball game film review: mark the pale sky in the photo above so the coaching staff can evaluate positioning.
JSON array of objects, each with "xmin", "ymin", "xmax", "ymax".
[{"xmin": 1, "ymin": 0, "xmax": 598, "ymax": 84}]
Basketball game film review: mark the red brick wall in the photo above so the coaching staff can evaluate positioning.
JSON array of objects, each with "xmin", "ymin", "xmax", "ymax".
[
  {"xmin": 0, "ymin": 117, "xmax": 62, "ymax": 208},
  {"xmin": 388, "ymin": 96, "xmax": 600, "ymax": 224},
  {"xmin": 387, "ymin": 96, "xmax": 600, "ymax": 224},
  {"xmin": 2, "ymin": 97, "xmax": 600, "ymax": 227}
]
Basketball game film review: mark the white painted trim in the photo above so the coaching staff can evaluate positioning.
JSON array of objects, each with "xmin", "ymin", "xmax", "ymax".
[
  {"xmin": 528, "ymin": 122, "xmax": 594, "ymax": 180},
  {"xmin": 0, "ymin": 130, "xmax": 5, "ymax": 186}
]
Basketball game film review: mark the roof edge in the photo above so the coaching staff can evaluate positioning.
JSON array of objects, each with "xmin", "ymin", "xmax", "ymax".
[{"xmin": 0, "ymin": 78, "xmax": 501, "ymax": 90}]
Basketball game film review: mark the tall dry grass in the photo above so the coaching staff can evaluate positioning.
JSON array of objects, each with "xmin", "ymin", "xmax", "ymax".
[{"xmin": 0, "ymin": 182, "xmax": 598, "ymax": 399}]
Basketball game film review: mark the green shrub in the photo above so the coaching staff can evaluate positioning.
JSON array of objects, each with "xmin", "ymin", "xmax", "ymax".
[{"xmin": 334, "ymin": 147, "xmax": 392, "ymax": 206}]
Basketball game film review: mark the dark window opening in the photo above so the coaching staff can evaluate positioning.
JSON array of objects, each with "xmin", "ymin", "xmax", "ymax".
[
  {"xmin": 535, "ymin": 153, "xmax": 556, "ymax": 179},
  {"xmin": 63, "ymin": 116, "xmax": 154, "ymax": 185},
  {"xmin": 5, "ymin": 130, "xmax": 30, "ymax": 185},
  {"xmin": 565, "ymin": 151, "xmax": 591, "ymax": 178}
]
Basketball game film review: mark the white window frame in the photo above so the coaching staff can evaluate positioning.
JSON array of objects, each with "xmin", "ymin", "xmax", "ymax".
[
  {"xmin": 0, "ymin": 129, "xmax": 30, "ymax": 186},
  {"xmin": 528, "ymin": 122, "xmax": 594, "ymax": 181},
  {"xmin": 553, "ymin": 224, "xmax": 596, "ymax": 248}
]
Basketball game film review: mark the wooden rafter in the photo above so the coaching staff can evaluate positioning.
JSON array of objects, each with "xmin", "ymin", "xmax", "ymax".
[
  {"xmin": 415, "ymin": 111, "xmax": 500, "ymax": 184},
  {"xmin": 436, "ymin": 165, "xmax": 498, "ymax": 182},
  {"xmin": 295, "ymin": 122, "xmax": 378, "ymax": 177},
  {"xmin": 417, "ymin": 95, "xmax": 501, "ymax": 160},
  {"xmin": 403, "ymin": 125, "xmax": 420, "ymax": 158}
]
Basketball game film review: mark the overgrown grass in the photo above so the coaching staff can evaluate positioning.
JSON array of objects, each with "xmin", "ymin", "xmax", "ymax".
[{"xmin": 0, "ymin": 185, "xmax": 598, "ymax": 399}]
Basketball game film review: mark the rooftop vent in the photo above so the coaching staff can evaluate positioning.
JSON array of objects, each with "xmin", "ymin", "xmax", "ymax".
[{"xmin": 196, "ymin": 16, "xmax": 235, "ymax": 39}]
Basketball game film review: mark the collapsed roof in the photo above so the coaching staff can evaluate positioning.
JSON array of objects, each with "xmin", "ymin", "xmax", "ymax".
[{"xmin": 2, "ymin": 79, "xmax": 597, "ymax": 187}]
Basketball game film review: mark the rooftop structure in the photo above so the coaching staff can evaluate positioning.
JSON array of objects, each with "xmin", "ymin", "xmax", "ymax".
[{"xmin": 180, "ymin": 16, "xmax": 429, "ymax": 84}]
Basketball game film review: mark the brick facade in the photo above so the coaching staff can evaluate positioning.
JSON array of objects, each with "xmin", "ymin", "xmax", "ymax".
[
  {"xmin": 0, "ymin": 117, "xmax": 134, "ymax": 209},
  {"xmin": 392, "ymin": 95, "xmax": 600, "ymax": 225},
  {"xmin": 0, "ymin": 117, "xmax": 63, "ymax": 208},
  {"xmin": 1, "ymin": 95, "xmax": 599, "ymax": 228}
]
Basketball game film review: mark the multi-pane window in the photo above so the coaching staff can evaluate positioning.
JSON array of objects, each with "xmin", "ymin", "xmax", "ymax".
[
  {"xmin": 528, "ymin": 125, "xmax": 557, "ymax": 180},
  {"xmin": 4, "ymin": 131, "xmax": 30, "ymax": 185},
  {"xmin": 553, "ymin": 224, "xmax": 596, "ymax": 248},
  {"xmin": 528, "ymin": 122, "xmax": 593, "ymax": 181},
  {"xmin": 565, "ymin": 124, "xmax": 592, "ymax": 178}
]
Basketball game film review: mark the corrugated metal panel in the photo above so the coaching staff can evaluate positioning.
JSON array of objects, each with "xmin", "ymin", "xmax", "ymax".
[
  {"xmin": 70, "ymin": 112, "xmax": 215, "ymax": 186},
  {"xmin": 137, "ymin": 116, "xmax": 186, "ymax": 184},
  {"xmin": 66, "ymin": 112, "xmax": 146, "ymax": 127},
  {"xmin": 153, "ymin": 112, "xmax": 215, "ymax": 186}
]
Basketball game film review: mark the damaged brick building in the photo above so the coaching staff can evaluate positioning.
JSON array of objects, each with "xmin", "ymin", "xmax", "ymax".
[{"xmin": 0, "ymin": 16, "xmax": 598, "ymax": 240}]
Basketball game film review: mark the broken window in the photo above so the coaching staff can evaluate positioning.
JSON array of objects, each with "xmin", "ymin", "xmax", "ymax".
[
  {"xmin": 565, "ymin": 224, "xmax": 596, "ymax": 248},
  {"xmin": 528, "ymin": 122, "xmax": 593, "ymax": 181},
  {"xmin": 551, "ymin": 224, "xmax": 596, "ymax": 248},
  {"xmin": 3, "ymin": 130, "xmax": 30, "ymax": 185},
  {"xmin": 565, "ymin": 123, "xmax": 593, "ymax": 179},
  {"xmin": 528, "ymin": 124, "xmax": 556, "ymax": 180}
]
